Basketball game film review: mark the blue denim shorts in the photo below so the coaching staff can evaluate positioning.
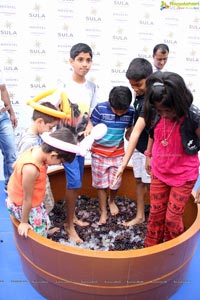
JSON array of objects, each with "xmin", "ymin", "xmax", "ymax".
[{"xmin": 63, "ymin": 155, "xmax": 85, "ymax": 189}]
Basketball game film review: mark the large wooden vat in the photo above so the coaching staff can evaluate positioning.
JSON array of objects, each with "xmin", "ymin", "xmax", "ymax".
[{"xmin": 10, "ymin": 165, "xmax": 200, "ymax": 300}]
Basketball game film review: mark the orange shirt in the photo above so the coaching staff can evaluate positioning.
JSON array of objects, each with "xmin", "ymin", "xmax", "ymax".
[{"xmin": 8, "ymin": 148, "xmax": 47, "ymax": 207}]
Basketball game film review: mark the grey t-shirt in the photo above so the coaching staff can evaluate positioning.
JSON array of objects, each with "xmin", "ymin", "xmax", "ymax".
[{"xmin": 16, "ymin": 129, "xmax": 41, "ymax": 157}]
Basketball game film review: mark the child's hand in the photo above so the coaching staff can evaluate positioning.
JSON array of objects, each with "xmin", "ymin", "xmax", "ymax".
[
  {"xmin": 77, "ymin": 121, "xmax": 93, "ymax": 141},
  {"xmin": 194, "ymin": 187, "xmax": 200, "ymax": 204},
  {"xmin": 18, "ymin": 222, "xmax": 33, "ymax": 238},
  {"xmin": 112, "ymin": 166, "xmax": 124, "ymax": 187},
  {"xmin": 145, "ymin": 157, "xmax": 151, "ymax": 175},
  {"xmin": 78, "ymin": 129, "xmax": 91, "ymax": 138}
]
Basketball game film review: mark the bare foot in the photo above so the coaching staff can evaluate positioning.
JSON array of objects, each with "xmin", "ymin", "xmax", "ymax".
[
  {"xmin": 64, "ymin": 224, "xmax": 83, "ymax": 244},
  {"xmin": 48, "ymin": 227, "xmax": 60, "ymax": 236},
  {"xmin": 108, "ymin": 200, "xmax": 119, "ymax": 216},
  {"xmin": 123, "ymin": 216, "xmax": 145, "ymax": 227},
  {"xmin": 73, "ymin": 216, "xmax": 89, "ymax": 227},
  {"xmin": 97, "ymin": 211, "xmax": 108, "ymax": 225}
]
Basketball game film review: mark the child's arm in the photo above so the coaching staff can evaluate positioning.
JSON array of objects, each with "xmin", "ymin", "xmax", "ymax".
[
  {"xmin": 83, "ymin": 103, "xmax": 100, "ymax": 137},
  {"xmin": 144, "ymin": 137, "xmax": 154, "ymax": 175},
  {"xmin": 85, "ymin": 118, "xmax": 93, "ymax": 135},
  {"xmin": 113, "ymin": 117, "xmax": 146, "ymax": 186},
  {"xmin": 122, "ymin": 117, "xmax": 146, "ymax": 168},
  {"xmin": 18, "ymin": 164, "xmax": 39, "ymax": 238},
  {"xmin": 77, "ymin": 117, "xmax": 94, "ymax": 140},
  {"xmin": 125, "ymin": 126, "xmax": 133, "ymax": 141},
  {"xmin": 195, "ymin": 126, "xmax": 200, "ymax": 139}
]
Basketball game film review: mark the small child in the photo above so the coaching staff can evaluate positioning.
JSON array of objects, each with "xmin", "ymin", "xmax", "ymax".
[
  {"xmin": 17, "ymin": 102, "xmax": 59, "ymax": 156},
  {"xmin": 17, "ymin": 102, "xmax": 60, "ymax": 213},
  {"xmin": 7, "ymin": 128, "xmax": 76, "ymax": 238},
  {"xmin": 90, "ymin": 86, "xmax": 134, "ymax": 224},
  {"xmin": 143, "ymin": 71, "xmax": 200, "ymax": 247}
]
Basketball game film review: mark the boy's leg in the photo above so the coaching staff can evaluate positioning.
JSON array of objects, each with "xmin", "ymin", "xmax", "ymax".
[
  {"xmin": 108, "ymin": 189, "xmax": 119, "ymax": 216},
  {"xmin": 97, "ymin": 188, "xmax": 108, "ymax": 225},
  {"xmin": 92, "ymin": 154, "xmax": 123, "ymax": 224},
  {"xmin": 108, "ymin": 158, "xmax": 123, "ymax": 217},
  {"xmin": 64, "ymin": 188, "xmax": 84, "ymax": 243},
  {"xmin": 63, "ymin": 156, "xmax": 88, "ymax": 244},
  {"xmin": 92, "ymin": 154, "xmax": 110, "ymax": 224},
  {"xmin": 72, "ymin": 155, "xmax": 89, "ymax": 226},
  {"xmin": 97, "ymin": 189, "xmax": 120, "ymax": 225},
  {"xmin": 108, "ymin": 156, "xmax": 123, "ymax": 216},
  {"xmin": 124, "ymin": 178, "xmax": 146, "ymax": 226},
  {"xmin": 43, "ymin": 176, "xmax": 55, "ymax": 214},
  {"xmin": 124, "ymin": 151, "xmax": 150, "ymax": 226}
]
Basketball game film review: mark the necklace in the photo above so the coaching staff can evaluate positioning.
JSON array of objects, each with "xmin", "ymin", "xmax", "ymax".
[{"xmin": 161, "ymin": 118, "xmax": 177, "ymax": 147}]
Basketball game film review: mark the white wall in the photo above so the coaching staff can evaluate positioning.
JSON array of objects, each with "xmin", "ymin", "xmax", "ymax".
[{"xmin": 0, "ymin": 0, "xmax": 200, "ymax": 179}]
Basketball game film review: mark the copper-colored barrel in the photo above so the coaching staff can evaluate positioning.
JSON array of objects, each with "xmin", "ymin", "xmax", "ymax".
[{"xmin": 10, "ymin": 165, "xmax": 200, "ymax": 300}]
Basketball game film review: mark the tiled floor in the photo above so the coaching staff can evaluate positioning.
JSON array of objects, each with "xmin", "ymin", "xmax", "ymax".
[{"xmin": 0, "ymin": 178, "xmax": 199, "ymax": 300}]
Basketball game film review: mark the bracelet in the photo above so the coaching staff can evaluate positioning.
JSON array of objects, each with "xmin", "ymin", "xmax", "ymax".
[{"xmin": 144, "ymin": 150, "xmax": 152, "ymax": 157}]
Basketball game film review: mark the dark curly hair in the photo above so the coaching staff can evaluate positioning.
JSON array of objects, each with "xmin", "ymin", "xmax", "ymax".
[{"xmin": 144, "ymin": 71, "xmax": 193, "ymax": 127}]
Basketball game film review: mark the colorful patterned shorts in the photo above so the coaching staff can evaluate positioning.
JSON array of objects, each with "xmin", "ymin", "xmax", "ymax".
[
  {"xmin": 91, "ymin": 153, "xmax": 123, "ymax": 189},
  {"xmin": 6, "ymin": 198, "xmax": 51, "ymax": 237}
]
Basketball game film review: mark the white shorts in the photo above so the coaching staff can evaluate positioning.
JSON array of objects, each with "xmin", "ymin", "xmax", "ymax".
[{"xmin": 132, "ymin": 150, "xmax": 151, "ymax": 184}]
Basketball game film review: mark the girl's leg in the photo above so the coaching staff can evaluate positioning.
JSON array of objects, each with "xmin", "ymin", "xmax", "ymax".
[
  {"xmin": 164, "ymin": 180, "xmax": 196, "ymax": 241},
  {"xmin": 145, "ymin": 175, "xmax": 170, "ymax": 247}
]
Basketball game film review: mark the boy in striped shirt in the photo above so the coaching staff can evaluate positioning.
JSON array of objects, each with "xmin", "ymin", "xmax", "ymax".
[{"xmin": 90, "ymin": 86, "xmax": 134, "ymax": 224}]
